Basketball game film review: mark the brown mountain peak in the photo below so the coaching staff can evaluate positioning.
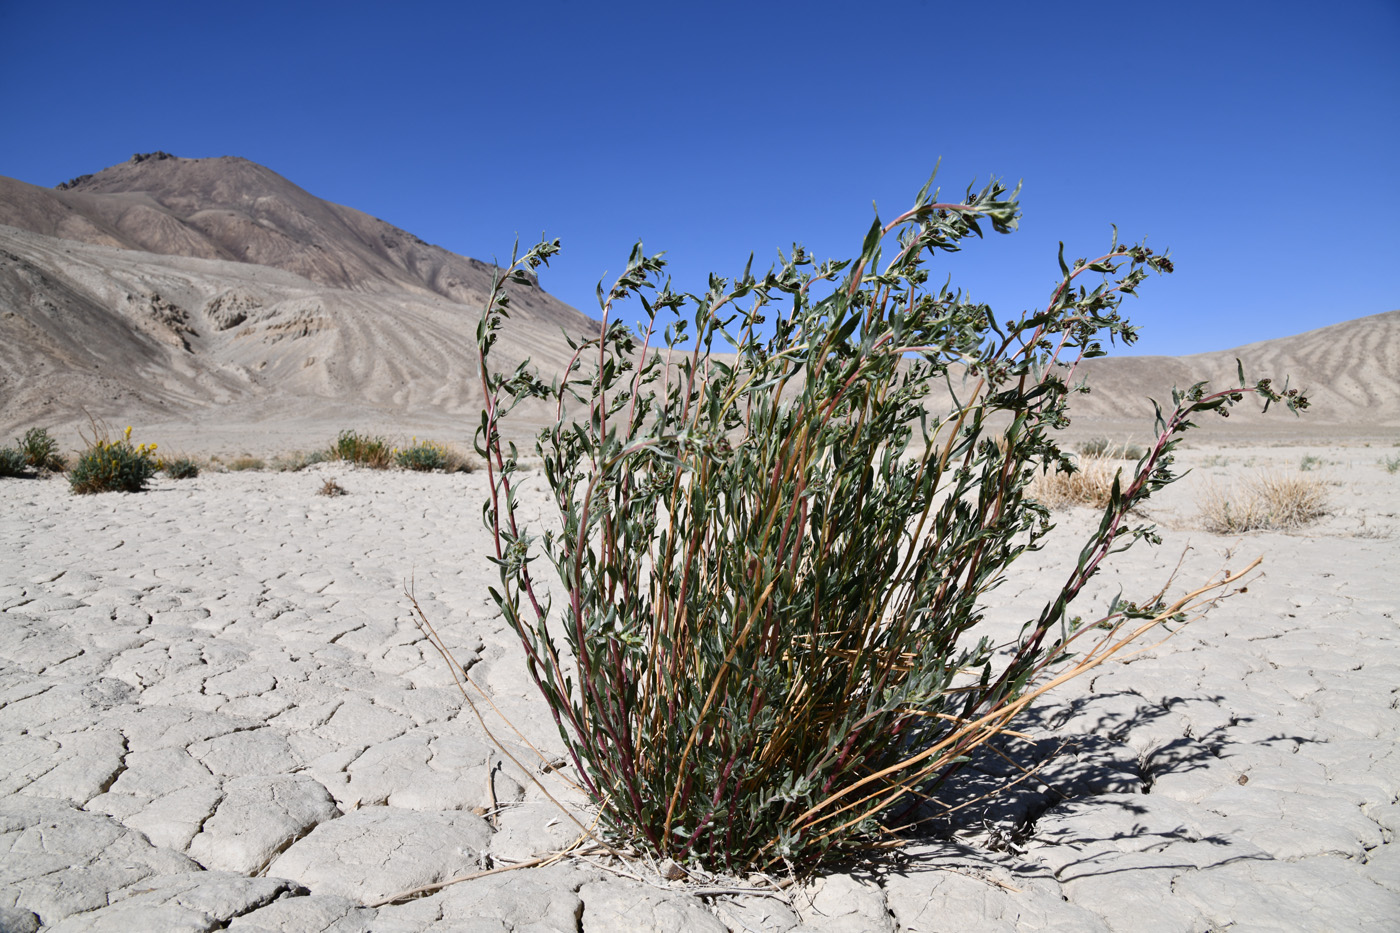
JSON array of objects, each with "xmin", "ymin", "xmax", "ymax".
[{"xmin": 4, "ymin": 154, "xmax": 590, "ymax": 329}]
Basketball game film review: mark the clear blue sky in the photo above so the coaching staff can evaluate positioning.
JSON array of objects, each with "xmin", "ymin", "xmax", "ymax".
[{"xmin": 1, "ymin": 0, "xmax": 1396, "ymax": 357}]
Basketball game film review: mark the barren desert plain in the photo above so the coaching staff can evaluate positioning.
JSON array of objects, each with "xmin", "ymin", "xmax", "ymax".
[{"xmin": 1, "ymin": 155, "xmax": 1397, "ymax": 931}]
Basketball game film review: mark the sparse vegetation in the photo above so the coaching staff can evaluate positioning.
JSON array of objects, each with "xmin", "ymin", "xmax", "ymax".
[
  {"xmin": 227, "ymin": 457, "xmax": 264, "ymax": 472},
  {"xmin": 164, "ymin": 456, "xmax": 200, "ymax": 479},
  {"xmin": 329, "ymin": 430, "xmax": 393, "ymax": 469},
  {"xmin": 1077, "ymin": 437, "xmax": 1146, "ymax": 460},
  {"xmin": 15, "ymin": 427, "xmax": 66, "ymax": 472},
  {"xmin": 395, "ymin": 438, "xmax": 450, "ymax": 472},
  {"xmin": 465, "ymin": 172, "xmax": 1309, "ymax": 873},
  {"xmin": 1030, "ymin": 453, "xmax": 1121, "ymax": 510},
  {"xmin": 401, "ymin": 439, "xmax": 475, "ymax": 473},
  {"xmin": 317, "ymin": 478, "xmax": 348, "ymax": 497},
  {"xmin": 0, "ymin": 446, "xmax": 28, "ymax": 478},
  {"xmin": 1381, "ymin": 454, "xmax": 1400, "ymax": 475},
  {"xmin": 441, "ymin": 447, "xmax": 475, "ymax": 473},
  {"xmin": 1199, "ymin": 470, "xmax": 1328, "ymax": 533},
  {"xmin": 1298, "ymin": 453, "xmax": 1323, "ymax": 472},
  {"xmin": 69, "ymin": 425, "xmax": 161, "ymax": 495},
  {"xmin": 271, "ymin": 450, "xmax": 327, "ymax": 472}
]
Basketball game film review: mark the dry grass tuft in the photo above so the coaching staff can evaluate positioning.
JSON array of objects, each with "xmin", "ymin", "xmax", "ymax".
[
  {"xmin": 1030, "ymin": 454, "xmax": 1122, "ymax": 510},
  {"xmin": 1078, "ymin": 437, "xmax": 1146, "ymax": 460},
  {"xmin": 441, "ymin": 443, "xmax": 477, "ymax": 474},
  {"xmin": 1198, "ymin": 470, "xmax": 1327, "ymax": 533},
  {"xmin": 271, "ymin": 450, "xmax": 328, "ymax": 472},
  {"xmin": 317, "ymin": 478, "xmax": 348, "ymax": 497}
]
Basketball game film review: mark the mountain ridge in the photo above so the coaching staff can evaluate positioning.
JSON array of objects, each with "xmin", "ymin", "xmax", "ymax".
[
  {"xmin": 0, "ymin": 153, "xmax": 594, "ymax": 448},
  {"xmin": 0, "ymin": 152, "xmax": 593, "ymax": 329},
  {"xmin": 1072, "ymin": 309, "xmax": 1400, "ymax": 430},
  {"xmin": 0, "ymin": 153, "xmax": 1394, "ymax": 453}
]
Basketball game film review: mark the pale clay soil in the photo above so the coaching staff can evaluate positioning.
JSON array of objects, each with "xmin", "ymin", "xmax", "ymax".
[{"xmin": 1, "ymin": 444, "xmax": 1397, "ymax": 931}]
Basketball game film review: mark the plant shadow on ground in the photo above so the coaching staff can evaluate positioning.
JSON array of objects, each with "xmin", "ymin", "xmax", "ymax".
[{"xmin": 859, "ymin": 693, "xmax": 1306, "ymax": 882}]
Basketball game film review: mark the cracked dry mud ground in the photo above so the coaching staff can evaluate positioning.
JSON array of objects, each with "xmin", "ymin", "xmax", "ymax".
[{"xmin": 1, "ymin": 451, "xmax": 1397, "ymax": 932}]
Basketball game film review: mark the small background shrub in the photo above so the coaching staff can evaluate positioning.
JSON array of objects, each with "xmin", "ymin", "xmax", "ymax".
[
  {"xmin": 317, "ymin": 478, "xmax": 348, "ymax": 496},
  {"xmin": 1077, "ymin": 436, "xmax": 1112, "ymax": 457},
  {"xmin": 228, "ymin": 456, "xmax": 264, "ymax": 472},
  {"xmin": 329, "ymin": 430, "xmax": 392, "ymax": 469},
  {"xmin": 0, "ymin": 447, "xmax": 28, "ymax": 478},
  {"xmin": 1378, "ymin": 454, "xmax": 1399, "ymax": 474},
  {"xmin": 164, "ymin": 457, "xmax": 200, "ymax": 479},
  {"xmin": 1199, "ymin": 470, "xmax": 1327, "ymax": 533},
  {"xmin": 271, "ymin": 450, "xmax": 327, "ymax": 472},
  {"xmin": 17, "ymin": 428, "xmax": 66, "ymax": 472},
  {"xmin": 395, "ymin": 438, "xmax": 449, "ymax": 471},
  {"xmin": 1298, "ymin": 453, "xmax": 1323, "ymax": 472},
  {"xmin": 69, "ymin": 425, "xmax": 161, "ymax": 495},
  {"xmin": 393, "ymin": 438, "xmax": 474, "ymax": 472}
]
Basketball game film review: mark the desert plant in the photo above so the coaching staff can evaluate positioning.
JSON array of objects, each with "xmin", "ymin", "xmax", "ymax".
[
  {"xmin": 442, "ymin": 446, "xmax": 476, "ymax": 473},
  {"xmin": 228, "ymin": 456, "xmax": 264, "ymax": 471},
  {"xmin": 69, "ymin": 425, "xmax": 161, "ymax": 495},
  {"xmin": 15, "ymin": 427, "xmax": 66, "ymax": 472},
  {"xmin": 1381, "ymin": 454, "xmax": 1400, "ymax": 475},
  {"xmin": 395, "ymin": 438, "xmax": 450, "ymax": 471},
  {"xmin": 1199, "ymin": 470, "xmax": 1327, "ymax": 533},
  {"xmin": 164, "ymin": 456, "xmax": 200, "ymax": 479},
  {"xmin": 1077, "ymin": 437, "xmax": 1145, "ymax": 460},
  {"xmin": 1078, "ymin": 436, "xmax": 1112, "ymax": 457},
  {"xmin": 329, "ymin": 430, "xmax": 392, "ymax": 469},
  {"xmin": 469, "ymin": 173, "xmax": 1308, "ymax": 873},
  {"xmin": 270, "ymin": 450, "xmax": 326, "ymax": 472},
  {"xmin": 317, "ymin": 477, "xmax": 348, "ymax": 497},
  {"xmin": 1298, "ymin": 453, "xmax": 1323, "ymax": 472},
  {"xmin": 0, "ymin": 446, "xmax": 27, "ymax": 478},
  {"xmin": 1030, "ymin": 453, "xmax": 1120, "ymax": 510}
]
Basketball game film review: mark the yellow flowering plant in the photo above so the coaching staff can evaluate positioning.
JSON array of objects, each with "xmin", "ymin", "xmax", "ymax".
[
  {"xmin": 69, "ymin": 422, "xmax": 163, "ymax": 494},
  {"xmin": 395, "ymin": 437, "xmax": 451, "ymax": 471}
]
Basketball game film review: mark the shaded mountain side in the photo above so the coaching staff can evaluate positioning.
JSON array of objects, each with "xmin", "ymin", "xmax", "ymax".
[
  {"xmin": 0, "ymin": 225, "xmax": 571, "ymax": 436},
  {"xmin": 0, "ymin": 152, "xmax": 595, "ymax": 330}
]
